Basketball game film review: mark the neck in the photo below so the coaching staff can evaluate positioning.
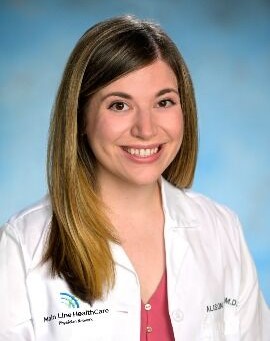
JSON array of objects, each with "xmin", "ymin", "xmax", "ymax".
[{"xmin": 98, "ymin": 176, "xmax": 163, "ymax": 230}]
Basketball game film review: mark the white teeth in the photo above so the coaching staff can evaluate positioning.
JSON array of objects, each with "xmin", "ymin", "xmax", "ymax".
[{"xmin": 126, "ymin": 147, "xmax": 159, "ymax": 157}]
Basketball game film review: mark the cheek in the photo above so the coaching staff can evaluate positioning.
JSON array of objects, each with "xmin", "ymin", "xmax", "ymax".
[
  {"xmin": 167, "ymin": 112, "xmax": 184, "ymax": 159},
  {"xmin": 85, "ymin": 114, "xmax": 103, "ymax": 151},
  {"xmin": 168, "ymin": 113, "xmax": 184, "ymax": 162},
  {"xmin": 86, "ymin": 126, "xmax": 106, "ymax": 152},
  {"xmin": 167, "ymin": 111, "xmax": 184, "ymax": 142},
  {"xmin": 85, "ymin": 115, "xmax": 122, "ymax": 151}
]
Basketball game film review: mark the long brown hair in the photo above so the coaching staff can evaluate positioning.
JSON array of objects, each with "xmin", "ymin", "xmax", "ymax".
[{"xmin": 44, "ymin": 15, "xmax": 198, "ymax": 303}]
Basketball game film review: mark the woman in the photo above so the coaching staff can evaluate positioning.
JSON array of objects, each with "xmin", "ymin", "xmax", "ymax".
[{"xmin": 0, "ymin": 15, "xmax": 269, "ymax": 340}]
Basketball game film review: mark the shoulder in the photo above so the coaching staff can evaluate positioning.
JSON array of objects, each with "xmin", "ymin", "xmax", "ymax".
[
  {"xmin": 0, "ymin": 197, "xmax": 52, "ymax": 332},
  {"xmin": 186, "ymin": 190, "xmax": 239, "ymax": 225},
  {"xmin": 1, "ymin": 196, "xmax": 52, "ymax": 260},
  {"xmin": 162, "ymin": 178, "xmax": 239, "ymax": 223},
  {"xmin": 161, "ymin": 178, "xmax": 241, "ymax": 245},
  {"xmin": 7, "ymin": 195, "xmax": 52, "ymax": 229}
]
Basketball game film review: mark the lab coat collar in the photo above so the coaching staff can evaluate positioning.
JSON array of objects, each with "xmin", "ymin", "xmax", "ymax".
[{"xmin": 160, "ymin": 177, "xmax": 198, "ymax": 229}]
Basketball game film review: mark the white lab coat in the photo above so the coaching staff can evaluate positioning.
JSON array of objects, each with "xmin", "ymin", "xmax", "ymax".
[{"xmin": 0, "ymin": 178, "xmax": 269, "ymax": 340}]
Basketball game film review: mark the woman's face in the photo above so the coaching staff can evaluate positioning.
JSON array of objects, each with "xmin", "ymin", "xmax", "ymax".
[{"xmin": 84, "ymin": 59, "xmax": 183, "ymax": 188}]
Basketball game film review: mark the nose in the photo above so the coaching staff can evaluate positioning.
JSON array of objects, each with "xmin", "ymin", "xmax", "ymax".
[{"xmin": 131, "ymin": 109, "xmax": 157, "ymax": 140}]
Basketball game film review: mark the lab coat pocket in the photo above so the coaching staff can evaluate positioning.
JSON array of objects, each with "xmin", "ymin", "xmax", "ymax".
[
  {"xmin": 0, "ymin": 320, "xmax": 35, "ymax": 341},
  {"xmin": 111, "ymin": 305, "xmax": 138, "ymax": 341},
  {"xmin": 201, "ymin": 316, "xmax": 240, "ymax": 340}
]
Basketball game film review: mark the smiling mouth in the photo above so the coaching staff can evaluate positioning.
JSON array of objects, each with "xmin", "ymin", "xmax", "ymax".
[{"xmin": 122, "ymin": 146, "xmax": 161, "ymax": 158}]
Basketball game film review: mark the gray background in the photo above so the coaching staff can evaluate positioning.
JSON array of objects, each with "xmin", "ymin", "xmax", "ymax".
[{"xmin": 0, "ymin": 0, "xmax": 269, "ymax": 305}]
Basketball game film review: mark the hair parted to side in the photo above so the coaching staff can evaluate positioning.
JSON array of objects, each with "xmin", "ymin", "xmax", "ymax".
[{"xmin": 45, "ymin": 15, "xmax": 198, "ymax": 303}]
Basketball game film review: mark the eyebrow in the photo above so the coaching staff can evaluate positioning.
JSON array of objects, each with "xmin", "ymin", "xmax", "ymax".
[
  {"xmin": 100, "ymin": 88, "xmax": 179, "ymax": 101},
  {"xmin": 157, "ymin": 88, "xmax": 179, "ymax": 97}
]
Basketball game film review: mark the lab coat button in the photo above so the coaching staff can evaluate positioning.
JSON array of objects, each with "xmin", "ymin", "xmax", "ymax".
[
  {"xmin": 145, "ymin": 303, "xmax": 151, "ymax": 311},
  {"xmin": 172, "ymin": 309, "xmax": 184, "ymax": 322},
  {"xmin": 146, "ymin": 326, "xmax": 153, "ymax": 333}
]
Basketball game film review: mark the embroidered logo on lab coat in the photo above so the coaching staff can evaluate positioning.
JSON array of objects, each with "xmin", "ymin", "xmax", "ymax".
[
  {"xmin": 43, "ymin": 292, "xmax": 110, "ymax": 326},
  {"xmin": 60, "ymin": 292, "xmax": 80, "ymax": 308}
]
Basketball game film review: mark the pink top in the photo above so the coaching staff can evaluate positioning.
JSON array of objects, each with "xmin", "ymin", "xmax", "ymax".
[{"xmin": 140, "ymin": 272, "xmax": 175, "ymax": 341}]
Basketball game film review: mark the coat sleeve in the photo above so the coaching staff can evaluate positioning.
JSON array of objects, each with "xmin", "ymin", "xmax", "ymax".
[
  {"xmin": 0, "ymin": 223, "xmax": 35, "ymax": 340},
  {"xmin": 236, "ymin": 217, "xmax": 270, "ymax": 340}
]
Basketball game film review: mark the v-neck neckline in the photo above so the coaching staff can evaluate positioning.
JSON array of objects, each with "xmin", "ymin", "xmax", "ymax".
[{"xmin": 141, "ymin": 271, "xmax": 166, "ymax": 305}]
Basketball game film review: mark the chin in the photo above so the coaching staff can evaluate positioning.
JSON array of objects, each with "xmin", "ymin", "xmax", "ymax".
[{"xmin": 122, "ymin": 172, "xmax": 161, "ymax": 187}]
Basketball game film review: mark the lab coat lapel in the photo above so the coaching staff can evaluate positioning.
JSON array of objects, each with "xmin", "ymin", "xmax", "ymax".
[
  {"xmin": 161, "ymin": 178, "xmax": 198, "ymax": 282},
  {"xmin": 110, "ymin": 242, "xmax": 136, "ymax": 273}
]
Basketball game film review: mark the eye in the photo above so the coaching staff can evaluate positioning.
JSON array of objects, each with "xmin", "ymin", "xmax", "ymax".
[
  {"xmin": 108, "ymin": 101, "xmax": 129, "ymax": 112},
  {"xmin": 157, "ymin": 99, "xmax": 176, "ymax": 108}
]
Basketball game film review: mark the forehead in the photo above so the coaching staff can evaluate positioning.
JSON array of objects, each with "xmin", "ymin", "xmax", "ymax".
[{"xmin": 97, "ymin": 60, "xmax": 178, "ymax": 96}]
